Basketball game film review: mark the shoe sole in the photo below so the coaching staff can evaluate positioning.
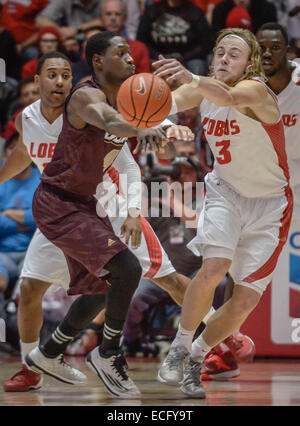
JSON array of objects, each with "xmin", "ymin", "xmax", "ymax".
[
  {"xmin": 86, "ymin": 351, "xmax": 141, "ymax": 400},
  {"xmin": 157, "ymin": 371, "xmax": 183, "ymax": 386},
  {"xmin": 3, "ymin": 376, "xmax": 43, "ymax": 393},
  {"xmin": 25, "ymin": 354, "xmax": 86, "ymax": 385},
  {"xmin": 180, "ymin": 385, "xmax": 206, "ymax": 399},
  {"xmin": 201, "ymin": 368, "xmax": 240, "ymax": 381}
]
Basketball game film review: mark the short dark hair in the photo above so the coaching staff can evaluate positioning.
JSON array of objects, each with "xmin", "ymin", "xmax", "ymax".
[
  {"xmin": 36, "ymin": 51, "xmax": 71, "ymax": 75},
  {"xmin": 17, "ymin": 76, "xmax": 35, "ymax": 97},
  {"xmin": 85, "ymin": 31, "xmax": 119, "ymax": 72},
  {"xmin": 257, "ymin": 23, "xmax": 289, "ymax": 45}
]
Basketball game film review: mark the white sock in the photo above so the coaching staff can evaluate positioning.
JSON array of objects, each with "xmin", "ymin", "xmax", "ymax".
[
  {"xmin": 191, "ymin": 335, "xmax": 212, "ymax": 362},
  {"xmin": 202, "ymin": 306, "xmax": 215, "ymax": 324},
  {"xmin": 20, "ymin": 340, "xmax": 39, "ymax": 364},
  {"xmin": 172, "ymin": 323, "xmax": 195, "ymax": 353}
]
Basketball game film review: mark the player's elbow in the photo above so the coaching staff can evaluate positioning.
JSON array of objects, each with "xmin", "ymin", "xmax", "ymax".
[{"xmin": 219, "ymin": 91, "xmax": 236, "ymax": 107}]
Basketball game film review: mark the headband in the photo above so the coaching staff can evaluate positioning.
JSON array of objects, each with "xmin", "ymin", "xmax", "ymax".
[{"xmin": 221, "ymin": 34, "xmax": 250, "ymax": 49}]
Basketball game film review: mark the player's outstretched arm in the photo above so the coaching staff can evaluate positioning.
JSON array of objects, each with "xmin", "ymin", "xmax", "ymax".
[
  {"xmin": 68, "ymin": 87, "xmax": 166, "ymax": 151},
  {"xmin": 0, "ymin": 113, "xmax": 32, "ymax": 184},
  {"xmin": 153, "ymin": 56, "xmax": 279, "ymax": 123}
]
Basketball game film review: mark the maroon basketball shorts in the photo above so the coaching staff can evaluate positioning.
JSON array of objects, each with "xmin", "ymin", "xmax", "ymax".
[{"xmin": 32, "ymin": 183, "xmax": 127, "ymax": 295}]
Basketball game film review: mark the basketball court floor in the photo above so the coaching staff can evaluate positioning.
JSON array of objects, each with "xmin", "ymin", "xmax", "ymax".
[{"xmin": 1, "ymin": 355, "xmax": 300, "ymax": 406}]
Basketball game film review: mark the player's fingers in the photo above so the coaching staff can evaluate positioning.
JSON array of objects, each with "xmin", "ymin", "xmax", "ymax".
[
  {"xmin": 148, "ymin": 135, "xmax": 156, "ymax": 151},
  {"xmin": 131, "ymin": 230, "xmax": 141, "ymax": 249},
  {"xmin": 133, "ymin": 140, "xmax": 142, "ymax": 154},
  {"xmin": 165, "ymin": 70, "xmax": 187, "ymax": 84},
  {"xmin": 154, "ymin": 135, "xmax": 163, "ymax": 152},
  {"xmin": 135, "ymin": 229, "xmax": 142, "ymax": 248},
  {"xmin": 152, "ymin": 55, "xmax": 173, "ymax": 69},
  {"xmin": 154, "ymin": 64, "xmax": 181, "ymax": 79},
  {"xmin": 125, "ymin": 230, "xmax": 131, "ymax": 246},
  {"xmin": 179, "ymin": 128, "xmax": 194, "ymax": 141}
]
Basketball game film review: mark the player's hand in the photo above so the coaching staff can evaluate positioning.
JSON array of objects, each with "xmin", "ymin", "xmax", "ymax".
[
  {"xmin": 120, "ymin": 210, "xmax": 142, "ymax": 249},
  {"xmin": 134, "ymin": 127, "xmax": 166, "ymax": 154},
  {"xmin": 153, "ymin": 55, "xmax": 193, "ymax": 86},
  {"xmin": 166, "ymin": 125, "xmax": 194, "ymax": 142}
]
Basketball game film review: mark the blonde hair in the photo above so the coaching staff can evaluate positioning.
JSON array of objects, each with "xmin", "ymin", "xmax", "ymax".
[{"xmin": 210, "ymin": 28, "xmax": 267, "ymax": 84}]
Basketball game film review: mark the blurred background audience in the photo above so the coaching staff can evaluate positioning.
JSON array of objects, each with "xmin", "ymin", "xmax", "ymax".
[{"xmin": 0, "ymin": 0, "xmax": 291, "ymax": 357}]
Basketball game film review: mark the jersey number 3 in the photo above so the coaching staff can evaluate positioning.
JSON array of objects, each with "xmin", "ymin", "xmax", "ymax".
[{"xmin": 216, "ymin": 140, "xmax": 231, "ymax": 164}]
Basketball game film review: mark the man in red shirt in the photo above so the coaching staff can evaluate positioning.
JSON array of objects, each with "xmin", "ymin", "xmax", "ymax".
[{"xmin": 0, "ymin": 0, "xmax": 48, "ymax": 59}]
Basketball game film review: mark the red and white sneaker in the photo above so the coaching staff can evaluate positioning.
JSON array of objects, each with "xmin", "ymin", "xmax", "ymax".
[
  {"xmin": 3, "ymin": 365, "xmax": 43, "ymax": 392},
  {"xmin": 201, "ymin": 343, "xmax": 240, "ymax": 381},
  {"xmin": 223, "ymin": 331, "xmax": 256, "ymax": 363}
]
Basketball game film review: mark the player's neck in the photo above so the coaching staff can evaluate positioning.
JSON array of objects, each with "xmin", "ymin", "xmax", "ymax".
[
  {"xmin": 93, "ymin": 76, "xmax": 119, "ymax": 109},
  {"xmin": 267, "ymin": 66, "xmax": 292, "ymax": 95},
  {"xmin": 40, "ymin": 102, "xmax": 63, "ymax": 124}
]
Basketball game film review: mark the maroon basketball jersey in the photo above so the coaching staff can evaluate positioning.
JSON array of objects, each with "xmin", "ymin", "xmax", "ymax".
[{"xmin": 41, "ymin": 79, "xmax": 127, "ymax": 201}]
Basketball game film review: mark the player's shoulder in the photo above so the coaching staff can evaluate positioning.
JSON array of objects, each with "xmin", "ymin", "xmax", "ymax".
[
  {"xmin": 235, "ymin": 78, "xmax": 267, "ymax": 91},
  {"xmin": 19, "ymin": 99, "xmax": 41, "ymax": 131},
  {"xmin": 70, "ymin": 84, "xmax": 106, "ymax": 106},
  {"xmin": 22, "ymin": 99, "xmax": 41, "ymax": 118}
]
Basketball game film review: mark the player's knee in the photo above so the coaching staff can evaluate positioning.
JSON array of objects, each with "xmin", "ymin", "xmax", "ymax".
[
  {"xmin": 230, "ymin": 288, "xmax": 261, "ymax": 317},
  {"xmin": 200, "ymin": 259, "xmax": 230, "ymax": 287},
  {"xmin": 125, "ymin": 256, "xmax": 142, "ymax": 291},
  {"xmin": 20, "ymin": 278, "xmax": 47, "ymax": 306}
]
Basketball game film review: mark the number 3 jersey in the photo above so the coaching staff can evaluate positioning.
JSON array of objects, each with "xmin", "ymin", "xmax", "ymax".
[{"xmin": 200, "ymin": 83, "xmax": 290, "ymax": 199}]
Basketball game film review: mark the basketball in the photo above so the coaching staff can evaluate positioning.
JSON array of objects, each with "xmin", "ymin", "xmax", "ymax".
[{"xmin": 117, "ymin": 73, "xmax": 172, "ymax": 128}]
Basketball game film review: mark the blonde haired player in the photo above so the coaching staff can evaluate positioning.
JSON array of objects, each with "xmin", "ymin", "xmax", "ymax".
[{"xmin": 153, "ymin": 27, "xmax": 293, "ymax": 398}]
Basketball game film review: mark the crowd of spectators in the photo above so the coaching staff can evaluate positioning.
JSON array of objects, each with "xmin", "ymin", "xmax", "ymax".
[
  {"xmin": 2, "ymin": 0, "xmax": 297, "ymax": 143},
  {"xmin": 0, "ymin": 0, "xmax": 298, "ymax": 355}
]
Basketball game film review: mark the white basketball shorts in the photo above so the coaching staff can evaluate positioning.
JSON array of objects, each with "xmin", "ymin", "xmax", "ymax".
[
  {"xmin": 21, "ymin": 198, "xmax": 175, "ymax": 291},
  {"xmin": 188, "ymin": 173, "xmax": 293, "ymax": 295}
]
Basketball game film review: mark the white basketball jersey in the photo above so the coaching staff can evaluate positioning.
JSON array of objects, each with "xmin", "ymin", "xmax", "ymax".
[
  {"xmin": 200, "ymin": 85, "xmax": 289, "ymax": 198},
  {"xmin": 22, "ymin": 99, "xmax": 63, "ymax": 173},
  {"xmin": 278, "ymin": 80, "xmax": 300, "ymax": 205}
]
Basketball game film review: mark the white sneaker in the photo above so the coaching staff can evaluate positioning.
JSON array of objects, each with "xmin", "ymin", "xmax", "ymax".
[
  {"xmin": 180, "ymin": 358, "xmax": 206, "ymax": 399},
  {"xmin": 157, "ymin": 345, "xmax": 189, "ymax": 386},
  {"xmin": 25, "ymin": 347, "xmax": 87, "ymax": 385},
  {"xmin": 86, "ymin": 347, "xmax": 141, "ymax": 399}
]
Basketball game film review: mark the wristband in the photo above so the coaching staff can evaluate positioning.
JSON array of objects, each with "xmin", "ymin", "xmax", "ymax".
[
  {"xmin": 188, "ymin": 73, "xmax": 201, "ymax": 88},
  {"xmin": 169, "ymin": 97, "xmax": 178, "ymax": 115}
]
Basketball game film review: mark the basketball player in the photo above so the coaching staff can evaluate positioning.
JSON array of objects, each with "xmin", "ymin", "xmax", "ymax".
[
  {"xmin": 2, "ymin": 48, "xmax": 193, "ymax": 394},
  {"xmin": 19, "ymin": 32, "xmax": 199, "ymax": 400},
  {"xmin": 2, "ymin": 52, "xmax": 73, "ymax": 393},
  {"xmin": 256, "ymin": 23, "xmax": 300, "ymax": 211},
  {"xmin": 153, "ymin": 28, "xmax": 293, "ymax": 398}
]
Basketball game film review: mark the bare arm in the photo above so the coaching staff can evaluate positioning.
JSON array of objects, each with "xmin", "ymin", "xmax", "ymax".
[
  {"xmin": 154, "ymin": 57, "xmax": 279, "ymax": 123},
  {"xmin": 0, "ymin": 114, "xmax": 32, "ymax": 184},
  {"xmin": 35, "ymin": 17, "xmax": 59, "ymax": 30},
  {"xmin": 68, "ymin": 87, "xmax": 166, "ymax": 145}
]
